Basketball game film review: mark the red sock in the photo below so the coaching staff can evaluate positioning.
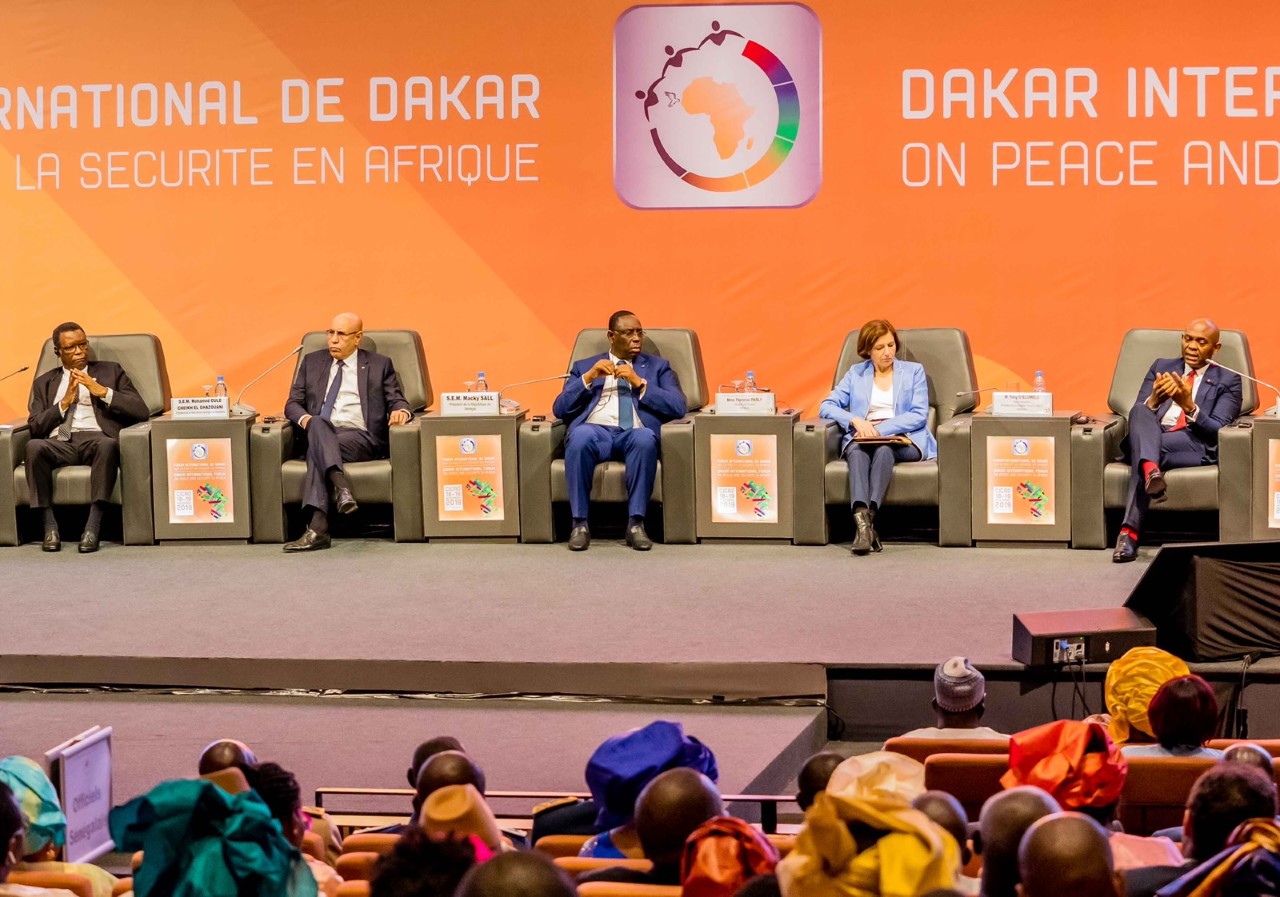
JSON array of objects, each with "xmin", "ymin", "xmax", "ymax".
[
  {"xmin": 1121, "ymin": 525, "xmax": 1139, "ymax": 543},
  {"xmin": 1142, "ymin": 460, "xmax": 1160, "ymax": 479}
]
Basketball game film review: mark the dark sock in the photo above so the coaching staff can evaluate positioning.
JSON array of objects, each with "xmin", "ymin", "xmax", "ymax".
[
  {"xmin": 310, "ymin": 510, "xmax": 329, "ymax": 535},
  {"xmin": 42, "ymin": 508, "xmax": 58, "ymax": 533},
  {"xmin": 84, "ymin": 501, "xmax": 106, "ymax": 535},
  {"xmin": 628, "ymin": 515, "xmax": 644, "ymax": 527},
  {"xmin": 330, "ymin": 469, "xmax": 351, "ymax": 492},
  {"xmin": 572, "ymin": 517, "xmax": 588, "ymax": 529}
]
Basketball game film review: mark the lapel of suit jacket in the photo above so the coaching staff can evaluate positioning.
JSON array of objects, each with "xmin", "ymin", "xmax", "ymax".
[
  {"xmin": 856, "ymin": 361, "xmax": 874, "ymax": 415},
  {"xmin": 890, "ymin": 359, "xmax": 904, "ymax": 410},
  {"xmin": 355, "ymin": 348, "xmax": 371, "ymax": 423},
  {"xmin": 583, "ymin": 352, "xmax": 609, "ymax": 418}
]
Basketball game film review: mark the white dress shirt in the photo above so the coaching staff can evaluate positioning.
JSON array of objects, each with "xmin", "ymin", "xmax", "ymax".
[
  {"xmin": 585, "ymin": 353, "xmax": 646, "ymax": 429},
  {"xmin": 54, "ymin": 367, "xmax": 113, "ymax": 439},
  {"xmin": 325, "ymin": 354, "xmax": 366, "ymax": 431},
  {"xmin": 1159, "ymin": 363, "xmax": 1205, "ymax": 428}
]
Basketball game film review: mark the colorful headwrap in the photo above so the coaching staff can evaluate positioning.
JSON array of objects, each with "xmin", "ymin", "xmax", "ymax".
[
  {"xmin": 585, "ymin": 721, "xmax": 719, "ymax": 829},
  {"xmin": 1000, "ymin": 720, "xmax": 1128, "ymax": 810},
  {"xmin": 1155, "ymin": 819, "xmax": 1280, "ymax": 897},
  {"xmin": 681, "ymin": 816, "xmax": 780, "ymax": 897},
  {"xmin": 0, "ymin": 756, "xmax": 67, "ymax": 857},
  {"xmin": 1104, "ymin": 647, "xmax": 1190, "ymax": 744},
  {"xmin": 825, "ymin": 753, "xmax": 926, "ymax": 806}
]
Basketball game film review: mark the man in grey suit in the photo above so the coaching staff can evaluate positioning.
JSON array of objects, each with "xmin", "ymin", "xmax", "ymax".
[{"xmin": 282, "ymin": 312, "xmax": 412, "ymax": 552}]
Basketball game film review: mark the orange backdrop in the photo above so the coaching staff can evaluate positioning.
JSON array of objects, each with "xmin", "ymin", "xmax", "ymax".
[{"xmin": 2, "ymin": 0, "xmax": 1278, "ymax": 422}]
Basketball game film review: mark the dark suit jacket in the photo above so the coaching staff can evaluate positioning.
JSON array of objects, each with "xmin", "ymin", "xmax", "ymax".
[
  {"xmin": 1132, "ymin": 358, "xmax": 1243, "ymax": 462},
  {"xmin": 27, "ymin": 361, "xmax": 150, "ymax": 439},
  {"xmin": 285, "ymin": 348, "xmax": 411, "ymax": 452},
  {"xmin": 552, "ymin": 352, "xmax": 687, "ymax": 435}
]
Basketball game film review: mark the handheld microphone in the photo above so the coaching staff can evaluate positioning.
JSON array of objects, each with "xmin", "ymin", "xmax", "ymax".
[
  {"xmin": 1209, "ymin": 359, "xmax": 1280, "ymax": 416},
  {"xmin": 0, "ymin": 365, "xmax": 30, "ymax": 384},
  {"xmin": 233, "ymin": 346, "xmax": 304, "ymax": 417}
]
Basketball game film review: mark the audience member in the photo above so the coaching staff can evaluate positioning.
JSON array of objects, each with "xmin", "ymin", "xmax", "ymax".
[
  {"xmin": 421, "ymin": 784, "xmax": 505, "ymax": 853},
  {"xmin": 1155, "ymin": 819, "xmax": 1280, "ymax": 896},
  {"xmin": 361, "ymin": 737, "xmax": 474, "ymax": 838},
  {"xmin": 198, "ymin": 739, "xmax": 259, "ymax": 775},
  {"xmin": 414, "ymin": 752, "xmax": 486, "ymax": 817},
  {"xmin": 1222, "ymin": 742, "xmax": 1274, "ymax": 775},
  {"xmin": 244, "ymin": 762, "xmax": 343, "ymax": 897},
  {"xmin": 826, "ymin": 751, "xmax": 926, "ymax": 803},
  {"xmin": 911, "ymin": 791, "xmax": 976, "ymax": 894},
  {"xmin": 407, "ymin": 737, "xmax": 467, "ymax": 787},
  {"xmin": 681, "ymin": 816, "xmax": 779, "ymax": 897},
  {"xmin": 1104, "ymin": 647, "xmax": 1190, "ymax": 747},
  {"xmin": 896, "ymin": 658, "xmax": 1008, "ymax": 742},
  {"xmin": 972, "ymin": 786, "xmax": 1060, "ymax": 897},
  {"xmin": 455, "ymin": 851, "xmax": 576, "ymax": 897},
  {"xmin": 1122, "ymin": 675, "xmax": 1223, "ymax": 759},
  {"xmin": 1018, "ymin": 812, "xmax": 1124, "ymax": 897},
  {"xmin": 796, "ymin": 752, "xmax": 844, "ymax": 811},
  {"xmin": 369, "ymin": 828, "xmax": 483, "ymax": 897},
  {"xmin": 0, "ymin": 781, "xmax": 77, "ymax": 897}
]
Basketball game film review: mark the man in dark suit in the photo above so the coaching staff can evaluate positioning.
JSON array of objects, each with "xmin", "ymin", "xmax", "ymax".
[
  {"xmin": 552, "ymin": 310, "xmax": 686, "ymax": 551},
  {"xmin": 26, "ymin": 321, "xmax": 150, "ymax": 553},
  {"xmin": 1114, "ymin": 318, "xmax": 1243, "ymax": 562},
  {"xmin": 282, "ymin": 312, "xmax": 412, "ymax": 552}
]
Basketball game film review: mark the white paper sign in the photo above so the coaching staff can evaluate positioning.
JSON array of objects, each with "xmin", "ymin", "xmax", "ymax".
[
  {"xmin": 714, "ymin": 392, "xmax": 777, "ymax": 415},
  {"xmin": 172, "ymin": 396, "xmax": 230, "ymax": 419},
  {"xmin": 991, "ymin": 391, "xmax": 1053, "ymax": 416},
  {"xmin": 45, "ymin": 726, "xmax": 114, "ymax": 864},
  {"xmin": 440, "ymin": 391, "xmax": 500, "ymax": 416}
]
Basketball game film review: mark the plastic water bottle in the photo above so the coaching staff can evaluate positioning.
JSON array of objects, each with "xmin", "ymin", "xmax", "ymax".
[
  {"xmin": 214, "ymin": 375, "xmax": 228, "ymax": 399},
  {"xmin": 476, "ymin": 371, "xmax": 489, "ymax": 392},
  {"xmin": 743, "ymin": 371, "xmax": 759, "ymax": 393},
  {"xmin": 1032, "ymin": 371, "xmax": 1047, "ymax": 393}
]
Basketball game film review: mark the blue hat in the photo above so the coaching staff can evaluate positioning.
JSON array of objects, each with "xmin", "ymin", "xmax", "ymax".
[
  {"xmin": 585, "ymin": 721, "xmax": 718, "ymax": 829},
  {"xmin": 0, "ymin": 756, "xmax": 67, "ymax": 857}
]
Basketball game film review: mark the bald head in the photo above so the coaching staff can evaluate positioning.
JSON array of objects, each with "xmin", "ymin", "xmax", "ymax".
[
  {"xmin": 1181, "ymin": 318, "xmax": 1222, "ymax": 369},
  {"xmin": 198, "ymin": 739, "xmax": 257, "ymax": 776},
  {"xmin": 797, "ymin": 752, "xmax": 844, "ymax": 810},
  {"xmin": 456, "ymin": 850, "xmax": 576, "ymax": 897},
  {"xmin": 413, "ymin": 751, "xmax": 486, "ymax": 816},
  {"xmin": 327, "ymin": 312, "xmax": 365, "ymax": 360},
  {"xmin": 408, "ymin": 737, "xmax": 466, "ymax": 786},
  {"xmin": 635, "ymin": 768, "xmax": 723, "ymax": 867},
  {"xmin": 913, "ymin": 790, "xmax": 971, "ymax": 865},
  {"xmin": 1018, "ymin": 813, "xmax": 1120, "ymax": 897},
  {"xmin": 977, "ymin": 787, "xmax": 1061, "ymax": 897},
  {"xmin": 1222, "ymin": 743, "xmax": 1274, "ymax": 777}
]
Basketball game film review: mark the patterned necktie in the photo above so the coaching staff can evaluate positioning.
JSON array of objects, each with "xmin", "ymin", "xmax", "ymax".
[
  {"xmin": 617, "ymin": 377, "xmax": 634, "ymax": 429},
  {"xmin": 320, "ymin": 360, "xmax": 345, "ymax": 421},
  {"xmin": 1170, "ymin": 369, "xmax": 1197, "ymax": 431},
  {"xmin": 57, "ymin": 383, "xmax": 76, "ymax": 441}
]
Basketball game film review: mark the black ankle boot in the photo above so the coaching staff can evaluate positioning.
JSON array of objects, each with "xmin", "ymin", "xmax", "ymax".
[{"xmin": 851, "ymin": 507, "xmax": 873, "ymax": 555}]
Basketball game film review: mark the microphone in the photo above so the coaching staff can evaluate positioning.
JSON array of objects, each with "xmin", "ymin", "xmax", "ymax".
[
  {"xmin": 0, "ymin": 365, "xmax": 30, "ymax": 384},
  {"xmin": 232, "ymin": 345, "xmax": 303, "ymax": 416},
  {"xmin": 1209, "ymin": 359, "xmax": 1280, "ymax": 416},
  {"xmin": 955, "ymin": 386, "xmax": 999, "ymax": 398},
  {"xmin": 498, "ymin": 374, "xmax": 572, "ymax": 414}
]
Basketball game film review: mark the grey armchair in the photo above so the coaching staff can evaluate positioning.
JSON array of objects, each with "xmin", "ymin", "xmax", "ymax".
[
  {"xmin": 793, "ymin": 328, "xmax": 979, "ymax": 546},
  {"xmin": 1071, "ymin": 328, "xmax": 1256, "ymax": 548},
  {"xmin": 518, "ymin": 328, "xmax": 708, "ymax": 543},
  {"xmin": 0, "ymin": 333, "xmax": 171, "ymax": 546},
  {"xmin": 249, "ymin": 330, "xmax": 431, "ymax": 543}
]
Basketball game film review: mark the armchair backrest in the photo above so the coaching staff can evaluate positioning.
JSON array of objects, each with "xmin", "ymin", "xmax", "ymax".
[
  {"xmin": 568, "ymin": 328, "xmax": 708, "ymax": 413},
  {"xmin": 297, "ymin": 330, "xmax": 433, "ymax": 411},
  {"xmin": 1107, "ymin": 329, "xmax": 1255, "ymax": 416},
  {"xmin": 830, "ymin": 327, "xmax": 978, "ymax": 433},
  {"xmin": 34, "ymin": 333, "xmax": 171, "ymax": 416}
]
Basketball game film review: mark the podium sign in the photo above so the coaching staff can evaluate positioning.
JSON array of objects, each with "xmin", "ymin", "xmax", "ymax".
[
  {"xmin": 435, "ymin": 434, "xmax": 505, "ymax": 522},
  {"xmin": 172, "ymin": 396, "xmax": 230, "ymax": 419},
  {"xmin": 1271, "ymin": 439, "xmax": 1280, "ymax": 529},
  {"xmin": 714, "ymin": 392, "xmax": 777, "ymax": 415},
  {"xmin": 45, "ymin": 726, "xmax": 113, "ymax": 864},
  {"xmin": 709, "ymin": 433, "xmax": 779, "ymax": 523},
  {"xmin": 985, "ymin": 435, "xmax": 1056, "ymax": 525},
  {"xmin": 440, "ymin": 392, "xmax": 500, "ymax": 415},
  {"xmin": 991, "ymin": 392, "xmax": 1053, "ymax": 416},
  {"xmin": 166, "ymin": 437, "xmax": 235, "ymax": 524}
]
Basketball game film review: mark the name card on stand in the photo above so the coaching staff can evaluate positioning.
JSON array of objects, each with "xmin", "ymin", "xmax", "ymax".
[
  {"xmin": 992, "ymin": 392, "xmax": 1053, "ymax": 416},
  {"xmin": 440, "ymin": 392, "xmax": 500, "ymax": 416},
  {"xmin": 172, "ymin": 396, "xmax": 230, "ymax": 419},
  {"xmin": 715, "ymin": 392, "xmax": 777, "ymax": 415},
  {"xmin": 45, "ymin": 725, "xmax": 114, "ymax": 863}
]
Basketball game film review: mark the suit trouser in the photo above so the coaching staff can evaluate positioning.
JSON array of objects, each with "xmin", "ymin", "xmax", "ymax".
[
  {"xmin": 299, "ymin": 419, "xmax": 381, "ymax": 513},
  {"xmin": 25, "ymin": 432, "xmax": 120, "ymax": 508},
  {"xmin": 845, "ymin": 442, "xmax": 923, "ymax": 510},
  {"xmin": 1122, "ymin": 402, "xmax": 1210, "ymax": 532},
  {"xmin": 564, "ymin": 424, "xmax": 658, "ymax": 519}
]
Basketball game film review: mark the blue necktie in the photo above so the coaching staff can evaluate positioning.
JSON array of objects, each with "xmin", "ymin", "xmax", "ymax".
[
  {"xmin": 320, "ymin": 360, "xmax": 345, "ymax": 421},
  {"xmin": 617, "ymin": 378, "xmax": 634, "ymax": 429}
]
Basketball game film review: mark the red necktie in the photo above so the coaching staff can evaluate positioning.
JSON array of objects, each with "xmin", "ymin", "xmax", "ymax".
[{"xmin": 1170, "ymin": 369, "xmax": 1196, "ymax": 431}]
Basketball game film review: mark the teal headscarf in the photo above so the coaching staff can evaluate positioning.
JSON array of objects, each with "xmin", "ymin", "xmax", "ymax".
[
  {"xmin": 0, "ymin": 756, "xmax": 67, "ymax": 857},
  {"xmin": 109, "ymin": 778, "xmax": 316, "ymax": 897}
]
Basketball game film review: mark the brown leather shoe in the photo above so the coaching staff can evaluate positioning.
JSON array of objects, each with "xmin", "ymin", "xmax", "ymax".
[
  {"xmin": 1112, "ymin": 532, "xmax": 1138, "ymax": 563},
  {"xmin": 283, "ymin": 528, "xmax": 332, "ymax": 552},
  {"xmin": 42, "ymin": 530, "xmax": 61, "ymax": 553}
]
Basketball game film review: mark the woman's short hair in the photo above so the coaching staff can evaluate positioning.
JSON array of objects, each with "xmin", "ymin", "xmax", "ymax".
[
  {"xmin": 856, "ymin": 320, "xmax": 899, "ymax": 359},
  {"xmin": 1148, "ymin": 675, "xmax": 1219, "ymax": 750}
]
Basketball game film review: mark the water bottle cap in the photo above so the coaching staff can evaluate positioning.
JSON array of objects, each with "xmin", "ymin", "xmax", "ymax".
[
  {"xmin": 478, "ymin": 371, "xmax": 486, "ymax": 377},
  {"xmin": 1035, "ymin": 371, "xmax": 1043, "ymax": 376},
  {"xmin": 216, "ymin": 375, "xmax": 225, "ymax": 381},
  {"xmin": 747, "ymin": 370, "xmax": 755, "ymax": 377}
]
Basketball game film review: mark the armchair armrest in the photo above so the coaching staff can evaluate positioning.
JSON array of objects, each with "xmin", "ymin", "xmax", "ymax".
[
  {"xmin": 937, "ymin": 414, "xmax": 973, "ymax": 547},
  {"xmin": 518, "ymin": 417, "xmax": 566, "ymax": 543},
  {"xmin": 119, "ymin": 420, "xmax": 155, "ymax": 545},
  {"xmin": 0, "ymin": 421, "xmax": 31, "ymax": 546},
  {"xmin": 1070, "ymin": 413, "xmax": 1126, "ymax": 549},
  {"xmin": 249, "ymin": 419, "xmax": 296, "ymax": 543},
  {"xmin": 792, "ymin": 417, "xmax": 839, "ymax": 545},
  {"xmin": 1218, "ymin": 417, "xmax": 1254, "ymax": 542},
  {"xmin": 388, "ymin": 421, "xmax": 424, "ymax": 542},
  {"xmin": 659, "ymin": 415, "xmax": 697, "ymax": 544}
]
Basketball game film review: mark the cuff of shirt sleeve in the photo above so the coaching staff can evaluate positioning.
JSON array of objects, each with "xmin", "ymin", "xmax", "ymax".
[{"xmin": 103, "ymin": 388, "xmax": 114, "ymax": 405}]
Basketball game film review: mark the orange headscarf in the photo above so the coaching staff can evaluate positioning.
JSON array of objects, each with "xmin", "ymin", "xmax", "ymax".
[{"xmin": 1000, "ymin": 720, "xmax": 1127, "ymax": 810}]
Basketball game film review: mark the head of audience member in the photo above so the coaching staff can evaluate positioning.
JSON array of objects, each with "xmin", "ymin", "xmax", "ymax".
[
  {"xmin": 1186, "ymin": 818, "xmax": 1280, "ymax": 893},
  {"xmin": 197, "ymin": 739, "xmax": 258, "ymax": 776},
  {"xmin": 1, "ymin": 782, "xmax": 25, "ymax": 882},
  {"xmin": 1017, "ymin": 812, "xmax": 1123, "ymax": 897},
  {"xmin": 420, "ymin": 783, "xmax": 502, "ymax": 852},
  {"xmin": 52, "ymin": 322, "xmax": 90, "ymax": 371},
  {"xmin": 327, "ymin": 312, "xmax": 365, "ymax": 361},
  {"xmin": 824, "ymin": 751, "xmax": 926, "ymax": 806},
  {"xmin": 1181, "ymin": 318, "xmax": 1222, "ymax": 371},
  {"xmin": 1222, "ymin": 742, "xmax": 1275, "ymax": 776},
  {"xmin": 681, "ymin": 816, "xmax": 779, "ymax": 897},
  {"xmin": 370, "ymin": 827, "xmax": 483, "ymax": 897},
  {"xmin": 1148, "ymin": 674, "xmax": 1219, "ymax": 751},
  {"xmin": 796, "ymin": 752, "xmax": 844, "ymax": 811},
  {"xmin": 912, "ymin": 791, "xmax": 971, "ymax": 866},
  {"xmin": 931, "ymin": 657, "xmax": 987, "ymax": 729},
  {"xmin": 856, "ymin": 319, "xmax": 899, "ymax": 374},
  {"xmin": 632, "ymin": 768, "xmax": 722, "ymax": 873},
  {"xmin": 455, "ymin": 849, "xmax": 576, "ymax": 897},
  {"xmin": 607, "ymin": 310, "xmax": 645, "ymax": 362},
  {"xmin": 586, "ymin": 720, "xmax": 718, "ymax": 831},
  {"xmin": 1002, "ymin": 720, "xmax": 1127, "ymax": 827},
  {"xmin": 243, "ymin": 762, "xmax": 308, "ymax": 848},
  {"xmin": 973, "ymin": 787, "xmax": 1061, "ymax": 897},
  {"xmin": 1183, "ymin": 763, "xmax": 1278, "ymax": 863},
  {"xmin": 0, "ymin": 756, "xmax": 66, "ymax": 862},
  {"xmin": 1104, "ymin": 646, "xmax": 1190, "ymax": 745},
  {"xmin": 413, "ymin": 750, "xmax": 486, "ymax": 817},
  {"xmin": 406, "ymin": 736, "xmax": 466, "ymax": 787}
]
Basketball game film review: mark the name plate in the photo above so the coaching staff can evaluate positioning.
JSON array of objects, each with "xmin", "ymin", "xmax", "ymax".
[
  {"xmin": 440, "ymin": 392, "xmax": 500, "ymax": 415},
  {"xmin": 715, "ymin": 392, "xmax": 777, "ymax": 415},
  {"xmin": 171, "ymin": 396, "xmax": 230, "ymax": 419},
  {"xmin": 991, "ymin": 391, "xmax": 1053, "ymax": 416}
]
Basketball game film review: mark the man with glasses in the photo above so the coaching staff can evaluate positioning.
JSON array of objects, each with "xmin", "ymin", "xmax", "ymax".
[
  {"xmin": 25, "ymin": 321, "xmax": 150, "ymax": 553},
  {"xmin": 552, "ymin": 310, "xmax": 686, "ymax": 551},
  {"xmin": 282, "ymin": 312, "xmax": 412, "ymax": 552}
]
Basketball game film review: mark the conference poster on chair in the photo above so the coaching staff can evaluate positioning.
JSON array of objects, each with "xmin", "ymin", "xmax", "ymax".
[
  {"xmin": 709, "ymin": 434, "xmax": 779, "ymax": 524},
  {"xmin": 435, "ymin": 434, "xmax": 505, "ymax": 522},
  {"xmin": 165, "ymin": 438, "xmax": 235, "ymax": 525},
  {"xmin": 986, "ymin": 436, "xmax": 1055, "ymax": 526},
  {"xmin": 1270, "ymin": 440, "xmax": 1280, "ymax": 529}
]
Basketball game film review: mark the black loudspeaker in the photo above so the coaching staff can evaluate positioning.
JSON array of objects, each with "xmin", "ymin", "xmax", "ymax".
[
  {"xmin": 1124, "ymin": 540, "xmax": 1280, "ymax": 662},
  {"xmin": 1012, "ymin": 608, "xmax": 1157, "ymax": 666}
]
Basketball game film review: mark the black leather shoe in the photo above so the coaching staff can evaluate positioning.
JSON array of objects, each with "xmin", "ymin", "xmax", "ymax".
[
  {"xmin": 283, "ymin": 528, "xmax": 332, "ymax": 552},
  {"xmin": 1144, "ymin": 468, "xmax": 1168, "ymax": 504},
  {"xmin": 335, "ymin": 487, "xmax": 359, "ymax": 515},
  {"xmin": 1112, "ymin": 532, "xmax": 1138, "ymax": 563},
  {"xmin": 568, "ymin": 524, "xmax": 591, "ymax": 551},
  {"xmin": 851, "ymin": 507, "xmax": 873, "ymax": 555},
  {"xmin": 78, "ymin": 531, "xmax": 100, "ymax": 554},
  {"xmin": 42, "ymin": 530, "xmax": 61, "ymax": 552},
  {"xmin": 625, "ymin": 522, "xmax": 653, "ymax": 551}
]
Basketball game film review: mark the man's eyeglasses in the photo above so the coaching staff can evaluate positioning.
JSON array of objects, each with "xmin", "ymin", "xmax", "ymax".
[
  {"xmin": 325, "ymin": 330, "xmax": 361, "ymax": 339},
  {"xmin": 611, "ymin": 329, "xmax": 645, "ymax": 339},
  {"xmin": 58, "ymin": 341, "xmax": 89, "ymax": 354}
]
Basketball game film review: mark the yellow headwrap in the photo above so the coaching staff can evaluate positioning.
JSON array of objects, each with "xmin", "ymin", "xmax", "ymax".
[{"xmin": 1104, "ymin": 647, "xmax": 1190, "ymax": 744}]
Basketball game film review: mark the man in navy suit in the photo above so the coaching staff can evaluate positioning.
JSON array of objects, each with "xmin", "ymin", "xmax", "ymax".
[
  {"xmin": 1114, "ymin": 318, "xmax": 1242, "ymax": 562},
  {"xmin": 282, "ymin": 312, "xmax": 412, "ymax": 552},
  {"xmin": 552, "ymin": 310, "xmax": 687, "ymax": 551}
]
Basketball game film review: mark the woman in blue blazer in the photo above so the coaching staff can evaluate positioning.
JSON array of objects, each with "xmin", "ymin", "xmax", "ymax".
[{"xmin": 819, "ymin": 320, "xmax": 936, "ymax": 554}]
